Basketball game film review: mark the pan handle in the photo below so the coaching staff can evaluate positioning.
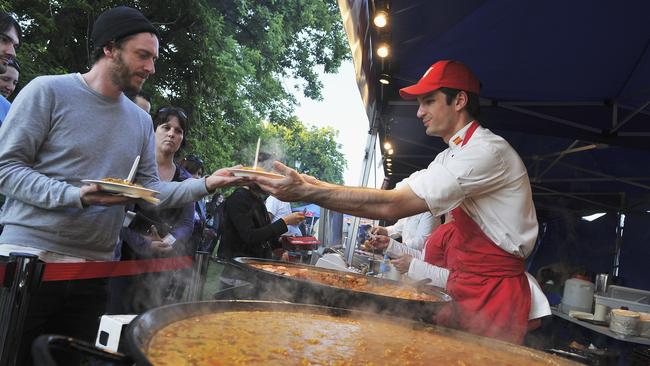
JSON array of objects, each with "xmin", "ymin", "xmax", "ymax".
[{"xmin": 31, "ymin": 334, "xmax": 134, "ymax": 366}]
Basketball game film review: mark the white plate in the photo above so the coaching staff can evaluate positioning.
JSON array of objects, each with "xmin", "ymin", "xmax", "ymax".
[
  {"xmin": 81, "ymin": 179, "xmax": 160, "ymax": 198},
  {"xmin": 228, "ymin": 168, "xmax": 284, "ymax": 180}
]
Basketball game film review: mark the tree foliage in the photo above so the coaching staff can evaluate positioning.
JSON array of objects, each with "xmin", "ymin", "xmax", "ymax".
[
  {"xmin": 1, "ymin": 0, "xmax": 349, "ymax": 180},
  {"xmin": 244, "ymin": 119, "xmax": 346, "ymax": 184}
]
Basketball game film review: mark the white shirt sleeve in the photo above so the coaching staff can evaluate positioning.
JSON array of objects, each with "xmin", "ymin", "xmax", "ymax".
[
  {"xmin": 407, "ymin": 259, "xmax": 449, "ymax": 288},
  {"xmin": 404, "ymin": 212, "xmax": 438, "ymax": 251},
  {"xmin": 385, "ymin": 239, "xmax": 422, "ymax": 259},
  {"xmin": 385, "ymin": 218, "xmax": 406, "ymax": 239}
]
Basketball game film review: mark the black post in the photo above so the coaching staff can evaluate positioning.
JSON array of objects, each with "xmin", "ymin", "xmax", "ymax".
[
  {"xmin": 186, "ymin": 251, "xmax": 210, "ymax": 302},
  {"xmin": 0, "ymin": 253, "xmax": 43, "ymax": 366}
]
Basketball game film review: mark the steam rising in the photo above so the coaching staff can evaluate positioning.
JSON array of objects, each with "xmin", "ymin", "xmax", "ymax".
[{"xmin": 243, "ymin": 137, "xmax": 288, "ymax": 172}]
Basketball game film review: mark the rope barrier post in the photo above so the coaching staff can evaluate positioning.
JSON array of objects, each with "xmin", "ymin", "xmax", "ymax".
[
  {"xmin": 0, "ymin": 253, "xmax": 44, "ymax": 366},
  {"xmin": 186, "ymin": 251, "xmax": 209, "ymax": 302}
]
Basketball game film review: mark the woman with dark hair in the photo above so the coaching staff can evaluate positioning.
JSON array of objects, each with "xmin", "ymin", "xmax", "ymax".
[{"xmin": 108, "ymin": 106, "xmax": 195, "ymax": 313}]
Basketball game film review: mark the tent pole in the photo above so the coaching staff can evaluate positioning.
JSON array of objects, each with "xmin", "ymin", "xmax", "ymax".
[
  {"xmin": 612, "ymin": 195, "xmax": 627, "ymax": 278},
  {"xmin": 612, "ymin": 100, "xmax": 650, "ymax": 133},
  {"xmin": 344, "ymin": 118, "xmax": 379, "ymax": 266}
]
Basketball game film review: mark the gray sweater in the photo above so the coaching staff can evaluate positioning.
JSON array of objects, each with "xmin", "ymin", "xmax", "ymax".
[{"xmin": 0, "ymin": 74, "xmax": 208, "ymax": 260}]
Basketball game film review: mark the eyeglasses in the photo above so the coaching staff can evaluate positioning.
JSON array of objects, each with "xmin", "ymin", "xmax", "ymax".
[
  {"xmin": 0, "ymin": 33, "xmax": 19, "ymax": 51},
  {"xmin": 183, "ymin": 154, "xmax": 204, "ymax": 166},
  {"xmin": 158, "ymin": 107, "xmax": 188, "ymax": 122}
]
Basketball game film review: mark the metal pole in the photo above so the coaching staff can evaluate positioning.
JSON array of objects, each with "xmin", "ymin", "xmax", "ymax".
[
  {"xmin": 345, "ymin": 125, "xmax": 378, "ymax": 266},
  {"xmin": 186, "ymin": 251, "xmax": 210, "ymax": 302},
  {"xmin": 0, "ymin": 253, "xmax": 43, "ymax": 366},
  {"xmin": 612, "ymin": 192, "xmax": 627, "ymax": 279}
]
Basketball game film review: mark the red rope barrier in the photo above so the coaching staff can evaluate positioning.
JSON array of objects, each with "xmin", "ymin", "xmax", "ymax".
[
  {"xmin": 0, "ymin": 263, "xmax": 5, "ymax": 284},
  {"xmin": 41, "ymin": 256, "xmax": 193, "ymax": 282}
]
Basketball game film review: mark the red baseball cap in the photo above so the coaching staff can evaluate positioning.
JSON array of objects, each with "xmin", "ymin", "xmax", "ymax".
[{"xmin": 399, "ymin": 60, "xmax": 480, "ymax": 100}]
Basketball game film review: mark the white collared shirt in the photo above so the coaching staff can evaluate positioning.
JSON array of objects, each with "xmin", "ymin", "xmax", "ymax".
[
  {"xmin": 265, "ymin": 196, "xmax": 302, "ymax": 236},
  {"xmin": 406, "ymin": 123, "xmax": 538, "ymax": 258},
  {"xmin": 385, "ymin": 211, "xmax": 439, "ymax": 250}
]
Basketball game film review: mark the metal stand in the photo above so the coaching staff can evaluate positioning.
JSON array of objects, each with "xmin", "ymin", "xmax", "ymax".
[
  {"xmin": 0, "ymin": 253, "xmax": 44, "ymax": 366},
  {"xmin": 186, "ymin": 251, "xmax": 210, "ymax": 302}
]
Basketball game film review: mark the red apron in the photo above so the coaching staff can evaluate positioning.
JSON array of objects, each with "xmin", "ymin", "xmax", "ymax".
[{"xmin": 423, "ymin": 122, "xmax": 531, "ymax": 344}]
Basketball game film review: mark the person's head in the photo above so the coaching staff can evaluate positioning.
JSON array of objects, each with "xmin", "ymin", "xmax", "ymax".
[
  {"xmin": 0, "ymin": 57, "xmax": 19, "ymax": 98},
  {"xmin": 399, "ymin": 60, "xmax": 481, "ymax": 142},
  {"xmin": 179, "ymin": 154, "xmax": 205, "ymax": 178},
  {"xmin": 0, "ymin": 12, "xmax": 21, "ymax": 74},
  {"xmin": 90, "ymin": 6, "xmax": 160, "ymax": 95},
  {"xmin": 153, "ymin": 106, "xmax": 188, "ymax": 157},
  {"xmin": 132, "ymin": 91, "xmax": 151, "ymax": 113}
]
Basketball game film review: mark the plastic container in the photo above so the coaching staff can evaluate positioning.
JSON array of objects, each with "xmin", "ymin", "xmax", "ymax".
[
  {"xmin": 594, "ymin": 285, "xmax": 650, "ymax": 314},
  {"xmin": 639, "ymin": 312, "xmax": 650, "ymax": 338},
  {"xmin": 609, "ymin": 309, "xmax": 640, "ymax": 336},
  {"xmin": 561, "ymin": 278, "xmax": 595, "ymax": 314}
]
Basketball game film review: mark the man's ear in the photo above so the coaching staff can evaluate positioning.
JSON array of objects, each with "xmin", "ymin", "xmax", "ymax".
[
  {"xmin": 455, "ymin": 91, "xmax": 468, "ymax": 112},
  {"xmin": 103, "ymin": 43, "xmax": 116, "ymax": 59}
]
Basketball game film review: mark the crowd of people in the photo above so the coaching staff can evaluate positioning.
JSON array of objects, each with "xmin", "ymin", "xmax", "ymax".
[{"xmin": 0, "ymin": 4, "xmax": 552, "ymax": 365}]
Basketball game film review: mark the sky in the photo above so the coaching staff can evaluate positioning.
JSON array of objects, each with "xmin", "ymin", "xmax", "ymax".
[{"xmin": 287, "ymin": 60, "xmax": 383, "ymax": 187}]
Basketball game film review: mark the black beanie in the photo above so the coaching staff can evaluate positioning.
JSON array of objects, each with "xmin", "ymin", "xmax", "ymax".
[{"xmin": 91, "ymin": 6, "xmax": 159, "ymax": 48}]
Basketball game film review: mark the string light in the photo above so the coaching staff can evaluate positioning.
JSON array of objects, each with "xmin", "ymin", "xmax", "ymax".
[
  {"xmin": 373, "ymin": 11, "xmax": 388, "ymax": 28},
  {"xmin": 377, "ymin": 44, "xmax": 390, "ymax": 58}
]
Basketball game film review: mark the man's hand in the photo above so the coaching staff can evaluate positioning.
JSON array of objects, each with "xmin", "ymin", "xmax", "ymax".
[
  {"xmin": 250, "ymin": 162, "xmax": 312, "ymax": 202},
  {"xmin": 367, "ymin": 234, "xmax": 390, "ymax": 250},
  {"xmin": 370, "ymin": 226, "xmax": 388, "ymax": 236},
  {"xmin": 80, "ymin": 184, "xmax": 135, "ymax": 207},
  {"xmin": 391, "ymin": 255, "xmax": 413, "ymax": 273},
  {"xmin": 205, "ymin": 165, "xmax": 248, "ymax": 192},
  {"xmin": 282, "ymin": 212, "xmax": 305, "ymax": 226}
]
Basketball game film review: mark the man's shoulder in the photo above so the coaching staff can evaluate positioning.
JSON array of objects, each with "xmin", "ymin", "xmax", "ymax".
[
  {"xmin": 468, "ymin": 126, "xmax": 515, "ymax": 154},
  {"xmin": 20, "ymin": 74, "xmax": 78, "ymax": 96},
  {"xmin": 30, "ymin": 73, "xmax": 76, "ymax": 86}
]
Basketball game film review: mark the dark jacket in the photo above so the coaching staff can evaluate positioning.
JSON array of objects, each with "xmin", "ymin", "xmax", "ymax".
[{"xmin": 217, "ymin": 187, "xmax": 287, "ymax": 259}]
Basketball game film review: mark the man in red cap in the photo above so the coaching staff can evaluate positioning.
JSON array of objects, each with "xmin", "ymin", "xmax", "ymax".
[{"xmin": 253, "ymin": 60, "xmax": 538, "ymax": 344}]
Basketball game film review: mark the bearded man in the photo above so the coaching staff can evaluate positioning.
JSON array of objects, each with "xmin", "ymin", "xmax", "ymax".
[{"xmin": 0, "ymin": 7, "xmax": 243, "ymax": 364}]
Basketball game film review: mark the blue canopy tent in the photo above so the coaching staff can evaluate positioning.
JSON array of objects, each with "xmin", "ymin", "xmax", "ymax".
[
  {"xmin": 338, "ymin": 0, "xmax": 650, "ymax": 289},
  {"xmin": 291, "ymin": 203, "xmax": 321, "ymax": 218}
]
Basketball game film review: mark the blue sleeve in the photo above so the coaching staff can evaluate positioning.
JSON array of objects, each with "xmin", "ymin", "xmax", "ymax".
[
  {"xmin": 120, "ymin": 227, "xmax": 151, "ymax": 255},
  {"xmin": 170, "ymin": 202, "xmax": 195, "ymax": 244}
]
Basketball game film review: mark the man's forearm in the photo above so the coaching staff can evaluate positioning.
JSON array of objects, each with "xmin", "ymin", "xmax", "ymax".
[{"xmin": 303, "ymin": 184, "xmax": 423, "ymax": 221}]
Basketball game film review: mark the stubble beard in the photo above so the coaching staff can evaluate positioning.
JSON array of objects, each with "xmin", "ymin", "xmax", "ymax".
[{"xmin": 111, "ymin": 52, "xmax": 143, "ymax": 96}]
